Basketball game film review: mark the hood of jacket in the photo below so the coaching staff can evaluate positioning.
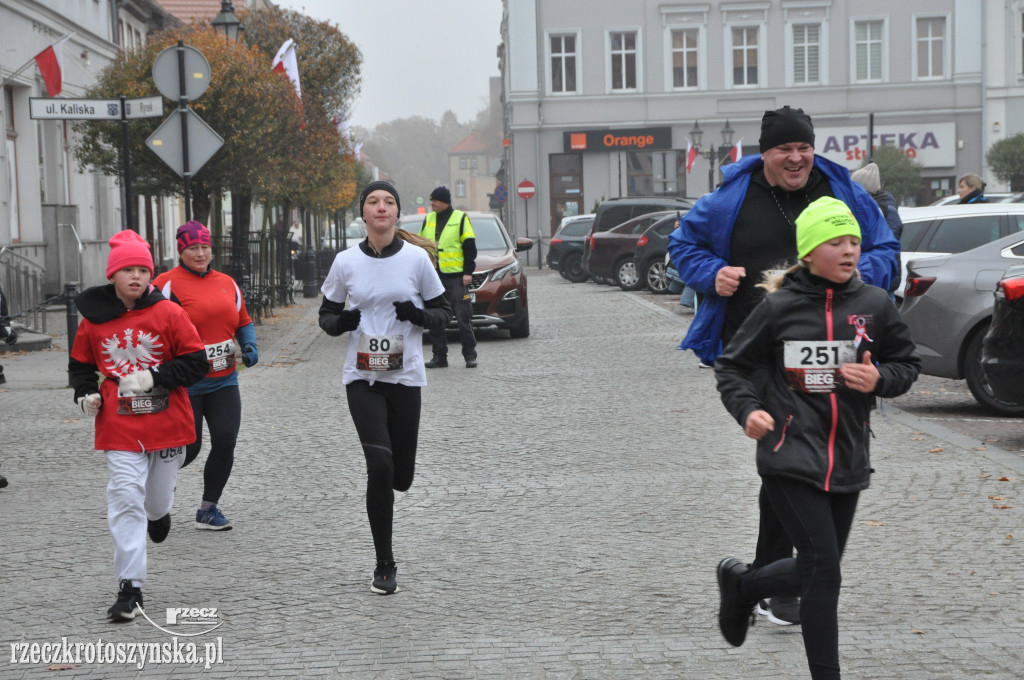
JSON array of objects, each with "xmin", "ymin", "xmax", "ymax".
[{"xmin": 75, "ymin": 283, "xmax": 166, "ymax": 324}]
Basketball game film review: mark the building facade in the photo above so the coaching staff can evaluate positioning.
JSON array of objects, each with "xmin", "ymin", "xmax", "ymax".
[{"xmin": 500, "ymin": 0, "xmax": 1024, "ymax": 244}]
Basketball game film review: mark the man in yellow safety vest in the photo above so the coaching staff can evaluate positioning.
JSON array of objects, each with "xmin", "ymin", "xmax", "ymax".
[{"xmin": 419, "ymin": 186, "xmax": 478, "ymax": 368}]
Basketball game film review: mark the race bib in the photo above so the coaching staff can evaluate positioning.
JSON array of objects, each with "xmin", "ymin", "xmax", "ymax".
[
  {"xmin": 116, "ymin": 387, "xmax": 171, "ymax": 415},
  {"xmin": 205, "ymin": 340, "xmax": 236, "ymax": 372},
  {"xmin": 783, "ymin": 340, "xmax": 856, "ymax": 393},
  {"xmin": 356, "ymin": 334, "xmax": 404, "ymax": 372}
]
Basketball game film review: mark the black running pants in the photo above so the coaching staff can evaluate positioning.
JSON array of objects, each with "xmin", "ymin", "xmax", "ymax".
[
  {"xmin": 184, "ymin": 385, "xmax": 241, "ymax": 505},
  {"xmin": 345, "ymin": 380, "xmax": 421, "ymax": 564}
]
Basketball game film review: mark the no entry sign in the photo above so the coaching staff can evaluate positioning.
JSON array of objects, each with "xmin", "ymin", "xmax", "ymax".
[{"xmin": 517, "ymin": 180, "xmax": 536, "ymax": 200}]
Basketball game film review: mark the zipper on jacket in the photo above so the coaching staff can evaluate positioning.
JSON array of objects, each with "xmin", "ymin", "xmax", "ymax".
[
  {"xmin": 825, "ymin": 288, "xmax": 837, "ymax": 491},
  {"xmin": 772, "ymin": 414, "xmax": 794, "ymax": 452}
]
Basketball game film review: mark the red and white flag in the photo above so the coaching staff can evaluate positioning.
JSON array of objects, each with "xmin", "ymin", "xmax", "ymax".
[
  {"xmin": 34, "ymin": 33, "xmax": 74, "ymax": 97},
  {"xmin": 686, "ymin": 138, "xmax": 698, "ymax": 173},
  {"xmin": 728, "ymin": 138, "xmax": 743, "ymax": 163},
  {"xmin": 271, "ymin": 38, "xmax": 301, "ymax": 99}
]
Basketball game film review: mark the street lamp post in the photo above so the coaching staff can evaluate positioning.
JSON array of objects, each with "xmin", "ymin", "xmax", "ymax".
[
  {"xmin": 689, "ymin": 120, "xmax": 735, "ymax": 193},
  {"xmin": 212, "ymin": 0, "xmax": 246, "ymax": 285}
]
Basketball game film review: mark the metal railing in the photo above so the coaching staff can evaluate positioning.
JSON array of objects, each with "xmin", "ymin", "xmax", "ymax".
[{"xmin": 0, "ymin": 247, "xmax": 49, "ymax": 333}]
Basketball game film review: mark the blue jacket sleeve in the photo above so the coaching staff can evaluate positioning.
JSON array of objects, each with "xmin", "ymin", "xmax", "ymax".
[
  {"xmin": 828, "ymin": 167, "xmax": 900, "ymax": 291},
  {"xmin": 668, "ymin": 195, "xmax": 730, "ymax": 295}
]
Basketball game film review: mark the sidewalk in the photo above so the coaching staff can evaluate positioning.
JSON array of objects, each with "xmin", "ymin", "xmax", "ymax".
[{"xmin": 1, "ymin": 272, "xmax": 1022, "ymax": 679}]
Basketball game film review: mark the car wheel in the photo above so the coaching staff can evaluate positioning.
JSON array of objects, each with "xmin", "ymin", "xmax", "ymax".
[
  {"xmin": 964, "ymin": 328, "xmax": 1024, "ymax": 416},
  {"xmin": 509, "ymin": 313, "xmax": 530, "ymax": 338},
  {"xmin": 643, "ymin": 259, "xmax": 670, "ymax": 294},
  {"xmin": 560, "ymin": 253, "xmax": 589, "ymax": 283},
  {"xmin": 615, "ymin": 258, "xmax": 643, "ymax": 291}
]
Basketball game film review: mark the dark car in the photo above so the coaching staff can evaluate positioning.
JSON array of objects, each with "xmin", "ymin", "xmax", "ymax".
[
  {"xmin": 633, "ymin": 213, "xmax": 685, "ymax": 293},
  {"xmin": 584, "ymin": 211, "xmax": 677, "ymax": 290},
  {"xmin": 980, "ymin": 263, "xmax": 1024, "ymax": 407},
  {"xmin": 583, "ymin": 197, "xmax": 692, "ymax": 283},
  {"xmin": 547, "ymin": 213, "xmax": 595, "ymax": 283},
  {"xmin": 462, "ymin": 211, "xmax": 533, "ymax": 338}
]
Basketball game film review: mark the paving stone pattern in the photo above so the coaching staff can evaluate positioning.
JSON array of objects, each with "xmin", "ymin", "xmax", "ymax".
[{"xmin": 0, "ymin": 270, "xmax": 1021, "ymax": 679}]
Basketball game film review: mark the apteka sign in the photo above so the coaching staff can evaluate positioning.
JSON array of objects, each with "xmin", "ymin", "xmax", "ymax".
[{"xmin": 816, "ymin": 123, "xmax": 955, "ymax": 169}]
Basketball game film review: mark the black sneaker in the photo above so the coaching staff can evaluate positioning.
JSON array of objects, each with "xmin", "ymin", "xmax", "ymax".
[
  {"xmin": 761, "ymin": 596, "xmax": 800, "ymax": 625},
  {"xmin": 371, "ymin": 561, "xmax": 398, "ymax": 594},
  {"xmin": 148, "ymin": 513, "xmax": 171, "ymax": 543},
  {"xmin": 465, "ymin": 359, "xmax": 478, "ymax": 368},
  {"xmin": 107, "ymin": 580, "xmax": 143, "ymax": 622},
  {"xmin": 717, "ymin": 558, "xmax": 755, "ymax": 647},
  {"xmin": 0, "ymin": 474, "xmax": 7, "ymax": 489},
  {"xmin": 424, "ymin": 358, "xmax": 448, "ymax": 369}
]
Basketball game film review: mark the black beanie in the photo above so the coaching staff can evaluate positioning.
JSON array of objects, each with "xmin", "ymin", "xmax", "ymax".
[
  {"xmin": 759, "ymin": 106, "xmax": 815, "ymax": 152},
  {"xmin": 360, "ymin": 181, "xmax": 401, "ymax": 216},
  {"xmin": 430, "ymin": 185, "xmax": 452, "ymax": 204}
]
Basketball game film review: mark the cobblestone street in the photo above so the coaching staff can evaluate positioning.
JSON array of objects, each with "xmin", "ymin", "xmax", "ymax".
[{"xmin": 1, "ymin": 270, "xmax": 1022, "ymax": 679}]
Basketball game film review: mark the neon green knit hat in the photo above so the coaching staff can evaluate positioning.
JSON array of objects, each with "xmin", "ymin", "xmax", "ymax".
[{"xmin": 795, "ymin": 197, "xmax": 861, "ymax": 259}]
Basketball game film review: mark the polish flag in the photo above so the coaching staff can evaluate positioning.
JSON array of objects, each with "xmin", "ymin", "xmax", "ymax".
[
  {"xmin": 34, "ymin": 33, "xmax": 74, "ymax": 97},
  {"xmin": 271, "ymin": 38, "xmax": 301, "ymax": 99},
  {"xmin": 728, "ymin": 138, "xmax": 743, "ymax": 163},
  {"xmin": 686, "ymin": 138, "xmax": 698, "ymax": 173}
]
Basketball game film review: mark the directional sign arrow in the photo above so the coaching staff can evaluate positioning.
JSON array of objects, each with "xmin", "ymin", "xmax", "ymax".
[{"xmin": 145, "ymin": 108, "xmax": 223, "ymax": 177}]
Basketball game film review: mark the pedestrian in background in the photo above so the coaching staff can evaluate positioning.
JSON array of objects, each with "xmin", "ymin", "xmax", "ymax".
[
  {"xmin": 68, "ymin": 230, "xmax": 207, "ymax": 621},
  {"xmin": 668, "ymin": 105, "xmax": 901, "ymax": 626},
  {"xmin": 318, "ymin": 181, "xmax": 452, "ymax": 594},
  {"xmin": 153, "ymin": 221, "xmax": 258, "ymax": 531},
  {"xmin": 0, "ymin": 282, "xmax": 18, "ymax": 388},
  {"xmin": 957, "ymin": 172, "xmax": 988, "ymax": 204},
  {"xmin": 851, "ymin": 162, "xmax": 904, "ymax": 294},
  {"xmin": 713, "ymin": 197, "xmax": 920, "ymax": 679},
  {"xmin": 419, "ymin": 185, "xmax": 478, "ymax": 368}
]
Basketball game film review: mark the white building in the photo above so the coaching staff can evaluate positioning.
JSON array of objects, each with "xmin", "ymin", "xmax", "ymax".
[
  {"xmin": 1, "ymin": 0, "xmax": 179, "ymax": 301},
  {"xmin": 499, "ymin": 0, "xmax": 1024, "ymax": 244}
]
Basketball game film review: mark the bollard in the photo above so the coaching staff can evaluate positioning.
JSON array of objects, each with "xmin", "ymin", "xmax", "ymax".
[{"xmin": 65, "ymin": 282, "xmax": 78, "ymax": 388}]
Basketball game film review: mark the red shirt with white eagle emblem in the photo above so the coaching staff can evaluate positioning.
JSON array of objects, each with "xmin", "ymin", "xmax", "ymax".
[{"xmin": 70, "ymin": 288, "xmax": 205, "ymax": 452}]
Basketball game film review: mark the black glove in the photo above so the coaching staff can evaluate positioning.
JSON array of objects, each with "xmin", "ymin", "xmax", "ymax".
[
  {"xmin": 393, "ymin": 300, "xmax": 424, "ymax": 325},
  {"xmin": 1, "ymin": 325, "xmax": 15, "ymax": 345},
  {"xmin": 335, "ymin": 309, "xmax": 361, "ymax": 334}
]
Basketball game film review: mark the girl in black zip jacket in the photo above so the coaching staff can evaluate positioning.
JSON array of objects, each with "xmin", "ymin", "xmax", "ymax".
[{"xmin": 712, "ymin": 197, "xmax": 920, "ymax": 680}]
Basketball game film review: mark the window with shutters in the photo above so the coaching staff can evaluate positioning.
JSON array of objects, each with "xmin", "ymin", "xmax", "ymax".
[
  {"xmin": 793, "ymin": 24, "xmax": 820, "ymax": 85},
  {"xmin": 854, "ymin": 19, "xmax": 885, "ymax": 82},
  {"xmin": 915, "ymin": 16, "xmax": 947, "ymax": 80}
]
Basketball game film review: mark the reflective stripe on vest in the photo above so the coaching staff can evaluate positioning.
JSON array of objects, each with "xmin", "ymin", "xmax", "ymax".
[{"xmin": 421, "ymin": 210, "xmax": 467, "ymax": 274}]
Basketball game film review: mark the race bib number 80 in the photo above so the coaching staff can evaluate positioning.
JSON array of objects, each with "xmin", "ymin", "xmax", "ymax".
[
  {"xmin": 783, "ymin": 340, "xmax": 856, "ymax": 393},
  {"xmin": 356, "ymin": 334, "xmax": 404, "ymax": 371}
]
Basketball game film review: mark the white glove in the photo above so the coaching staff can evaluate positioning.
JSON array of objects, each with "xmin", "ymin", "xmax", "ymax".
[
  {"xmin": 118, "ymin": 370, "xmax": 154, "ymax": 396},
  {"xmin": 77, "ymin": 393, "xmax": 102, "ymax": 417}
]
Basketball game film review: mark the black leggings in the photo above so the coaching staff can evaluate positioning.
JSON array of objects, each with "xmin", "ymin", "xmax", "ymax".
[
  {"xmin": 739, "ymin": 476, "xmax": 860, "ymax": 680},
  {"xmin": 345, "ymin": 380, "xmax": 421, "ymax": 564},
  {"xmin": 184, "ymin": 386, "xmax": 241, "ymax": 505}
]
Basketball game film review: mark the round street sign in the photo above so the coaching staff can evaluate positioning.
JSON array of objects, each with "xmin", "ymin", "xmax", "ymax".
[
  {"xmin": 494, "ymin": 184, "xmax": 508, "ymax": 203},
  {"xmin": 152, "ymin": 44, "xmax": 211, "ymax": 101},
  {"xmin": 517, "ymin": 180, "xmax": 536, "ymax": 200}
]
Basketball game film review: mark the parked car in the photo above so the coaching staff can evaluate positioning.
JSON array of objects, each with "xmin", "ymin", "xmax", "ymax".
[
  {"xmin": 320, "ymin": 219, "xmax": 366, "ymax": 251},
  {"xmin": 584, "ymin": 211, "xmax": 677, "ymax": 290},
  {"xmin": 980, "ymin": 264, "xmax": 1024, "ymax": 407},
  {"xmin": 547, "ymin": 213, "xmax": 595, "ymax": 282},
  {"xmin": 633, "ymin": 213, "xmax": 685, "ymax": 293},
  {"xmin": 397, "ymin": 212, "xmax": 531, "ymax": 337},
  {"xmin": 900, "ymin": 230, "xmax": 1024, "ymax": 415},
  {"xmin": 590, "ymin": 196, "xmax": 693, "ymax": 234},
  {"xmin": 929, "ymin": 192, "xmax": 1018, "ymax": 206},
  {"xmin": 895, "ymin": 204, "xmax": 1024, "ymax": 300}
]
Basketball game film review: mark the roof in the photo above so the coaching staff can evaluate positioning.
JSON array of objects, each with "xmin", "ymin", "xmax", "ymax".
[
  {"xmin": 899, "ymin": 204, "xmax": 1024, "ymax": 222},
  {"xmin": 449, "ymin": 130, "xmax": 492, "ymax": 155},
  {"xmin": 156, "ymin": 0, "xmax": 275, "ymax": 24}
]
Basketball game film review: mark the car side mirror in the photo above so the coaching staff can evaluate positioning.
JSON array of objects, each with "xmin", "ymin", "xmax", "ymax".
[{"xmin": 516, "ymin": 237, "xmax": 534, "ymax": 252}]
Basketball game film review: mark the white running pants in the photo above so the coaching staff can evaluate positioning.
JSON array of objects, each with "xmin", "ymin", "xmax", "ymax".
[{"xmin": 106, "ymin": 447, "xmax": 183, "ymax": 585}]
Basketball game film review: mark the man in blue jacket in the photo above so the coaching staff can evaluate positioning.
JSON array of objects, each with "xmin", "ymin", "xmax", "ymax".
[{"xmin": 668, "ymin": 106, "xmax": 900, "ymax": 626}]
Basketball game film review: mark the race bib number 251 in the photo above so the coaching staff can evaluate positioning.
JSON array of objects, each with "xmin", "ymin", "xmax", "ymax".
[{"xmin": 783, "ymin": 340, "xmax": 856, "ymax": 393}]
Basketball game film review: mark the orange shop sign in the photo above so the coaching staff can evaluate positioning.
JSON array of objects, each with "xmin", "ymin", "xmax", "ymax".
[{"xmin": 563, "ymin": 127, "xmax": 672, "ymax": 153}]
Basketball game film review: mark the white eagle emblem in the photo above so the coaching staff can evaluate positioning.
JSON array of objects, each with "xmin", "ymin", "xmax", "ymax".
[{"xmin": 101, "ymin": 328, "xmax": 164, "ymax": 377}]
